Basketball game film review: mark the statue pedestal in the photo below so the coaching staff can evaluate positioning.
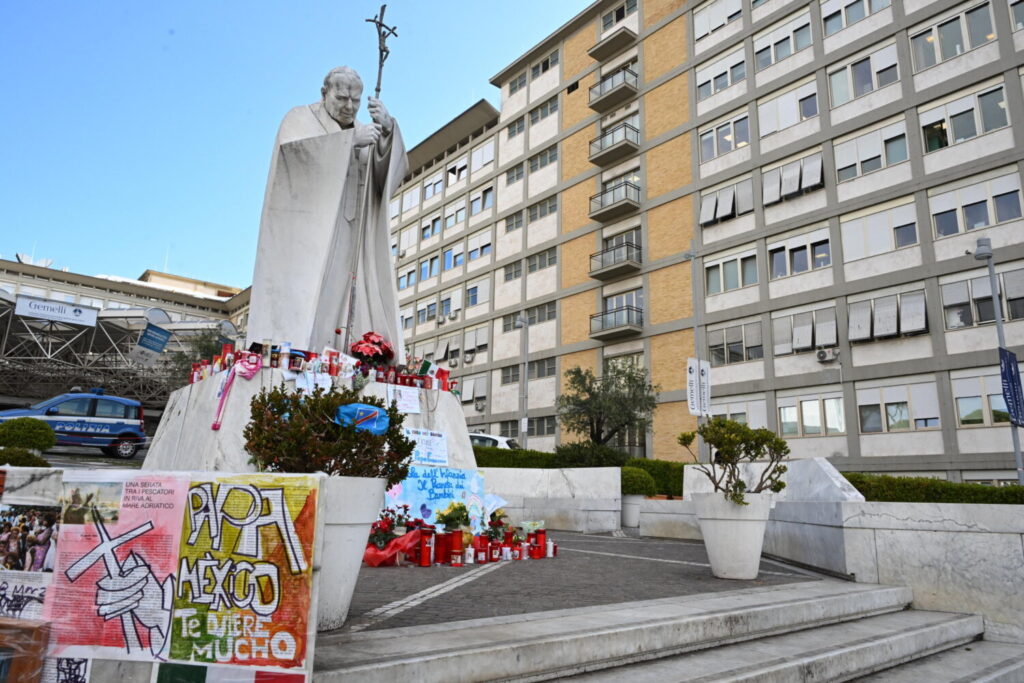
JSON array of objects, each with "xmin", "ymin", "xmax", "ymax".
[{"xmin": 144, "ymin": 370, "xmax": 478, "ymax": 472}]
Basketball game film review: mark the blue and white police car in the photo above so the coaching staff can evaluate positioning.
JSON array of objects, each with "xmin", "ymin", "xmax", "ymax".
[{"xmin": 0, "ymin": 389, "xmax": 147, "ymax": 459}]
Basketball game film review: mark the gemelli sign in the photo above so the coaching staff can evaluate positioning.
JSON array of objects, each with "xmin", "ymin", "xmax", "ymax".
[{"xmin": 15, "ymin": 294, "xmax": 99, "ymax": 327}]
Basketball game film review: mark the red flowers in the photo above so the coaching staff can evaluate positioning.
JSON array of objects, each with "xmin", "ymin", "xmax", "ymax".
[{"xmin": 350, "ymin": 331, "xmax": 395, "ymax": 367}]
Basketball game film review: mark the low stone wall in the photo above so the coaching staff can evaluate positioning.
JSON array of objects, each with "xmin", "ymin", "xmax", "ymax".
[
  {"xmin": 479, "ymin": 467, "xmax": 621, "ymax": 533},
  {"xmin": 639, "ymin": 499, "xmax": 700, "ymax": 540}
]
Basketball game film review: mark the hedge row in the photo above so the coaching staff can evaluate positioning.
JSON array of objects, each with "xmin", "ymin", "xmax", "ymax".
[
  {"xmin": 843, "ymin": 472, "xmax": 1024, "ymax": 504},
  {"xmin": 473, "ymin": 446, "xmax": 559, "ymax": 468},
  {"xmin": 624, "ymin": 458, "xmax": 684, "ymax": 498}
]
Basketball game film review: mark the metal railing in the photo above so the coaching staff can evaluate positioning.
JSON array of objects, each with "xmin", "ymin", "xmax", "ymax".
[
  {"xmin": 589, "ymin": 122, "xmax": 640, "ymax": 157},
  {"xmin": 589, "ymin": 67, "xmax": 639, "ymax": 101},
  {"xmin": 590, "ymin": 181, "xmax": 641, "ymax": 213},
  {"xmin": 590, "ymin": 242, "xmax": 642, "ymax": 272},
  {"xmin": 590, "ymin": 305, "xmax": 643, "ymax": 333}
]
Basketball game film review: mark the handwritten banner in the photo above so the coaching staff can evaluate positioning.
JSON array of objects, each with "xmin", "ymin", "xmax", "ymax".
[
  {"xmin": 386, "ymin": 466, "xmax": 486, "ymax": 533},
  {"xmin": 404, "ymin": 428, "xmax": 448, "ymax": 466}
]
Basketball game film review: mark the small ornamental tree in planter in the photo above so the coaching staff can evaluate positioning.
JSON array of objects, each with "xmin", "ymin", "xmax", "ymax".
[
  {"xmin": 620, "ymin": 467, "xmax": 657, "ymax": 529},
  {"xmin": 678, "ymin": 418, "xmax": 789, "ymax": 580},
  {"xmin": 245, "ymin": 384, "xmax": 414, "ymax": 630}
]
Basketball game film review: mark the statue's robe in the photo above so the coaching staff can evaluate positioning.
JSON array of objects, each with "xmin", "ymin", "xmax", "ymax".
[{"xmin": 247, "ymin": 101, "xmax": 407, "ymax": 359}]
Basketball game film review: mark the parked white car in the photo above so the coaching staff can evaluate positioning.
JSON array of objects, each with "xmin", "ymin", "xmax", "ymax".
[{"xmin": 468, "ymin": 432, "xmax": 520, "ymax": 449}]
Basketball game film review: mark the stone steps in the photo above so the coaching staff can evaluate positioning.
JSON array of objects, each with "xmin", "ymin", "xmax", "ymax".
[
  {"xmin": 569, "ymin": 609, "xmax": 983, "ymax": 681},
  {"xmin": 855, "ymin": 640, "xmax": 1024, "ymax": 682},
  {"xmin": 313, "ymin": 580, "xmax": 914, "ymax": 682}
]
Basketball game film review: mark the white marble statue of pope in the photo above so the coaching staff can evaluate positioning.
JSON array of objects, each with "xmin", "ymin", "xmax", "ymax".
[{"xmin": 246, "ymin": 66, "xmax": 407, "ymax": 360}]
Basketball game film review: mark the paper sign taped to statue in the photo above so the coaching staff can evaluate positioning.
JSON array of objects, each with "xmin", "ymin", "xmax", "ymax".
[
  {"xmin": 386, "ymin": 466, "xmax": 485, "ymax": 533},
  {"xmin": 404, "ymin": 428, "xmax": 448, "ymax": 466},
  {"xmin": 386, "ymin": 384, "xmax": 421, "ymax": 414}
]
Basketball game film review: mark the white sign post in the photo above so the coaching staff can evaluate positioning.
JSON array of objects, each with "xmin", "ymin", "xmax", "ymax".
[
  {"xmin": 15, "ymin": 295, "xmax": 98, "ymax": 327},
  {"xmin": 687, "ymin": 357, "xmax": 711, "ymax": 416}
]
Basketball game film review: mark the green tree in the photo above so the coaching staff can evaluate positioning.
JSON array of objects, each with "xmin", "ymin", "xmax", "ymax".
[
  {"xmin": 556, "ymin": 364, "xmax": 658, "ymax": 446},
  {"xmin": 169, "ymin": 329, "xmax": 226, "ymax": 382}
]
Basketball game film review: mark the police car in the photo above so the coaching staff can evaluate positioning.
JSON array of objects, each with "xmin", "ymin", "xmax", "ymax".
[{"xmin": 0, "ymin": 389, "xmax": 147, "ymax": 459}]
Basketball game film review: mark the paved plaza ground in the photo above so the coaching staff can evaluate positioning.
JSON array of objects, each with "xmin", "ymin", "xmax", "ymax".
[{"xmin": 342, "ymin": 531, "xmax": 815, "ymax": 633}]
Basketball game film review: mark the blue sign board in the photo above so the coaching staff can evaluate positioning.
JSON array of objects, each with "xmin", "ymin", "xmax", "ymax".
[
  {"xmin": 385, "ymin": 466, "xmax": 488, "ymax": 533},
  {"xmin": 999, "ymin": 347, "xmax": 1024, "ymax": 427},
  {"xmin": 130, "ymin": 322, "xmax": 173, "ymax": 366}
]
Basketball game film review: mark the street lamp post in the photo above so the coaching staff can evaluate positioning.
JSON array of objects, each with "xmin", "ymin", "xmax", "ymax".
[
  {"xmin": 974, "ymin": 237, "xmax": 1024, "ymax": 486},
  {"xmin": 514, "ymin": 313, "xmax": 529, "ymax": 449}
]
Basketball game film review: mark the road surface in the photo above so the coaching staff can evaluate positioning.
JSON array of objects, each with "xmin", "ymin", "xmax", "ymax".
[{"xmin": 42, "ymin": 446, "xmax": 146, "ymax": 470}]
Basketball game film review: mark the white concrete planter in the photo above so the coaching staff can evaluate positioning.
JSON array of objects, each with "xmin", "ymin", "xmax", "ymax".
[
  {"xmin": 315, "ymin": 475, "xmax": 386, "ymax": 631},
  {"xmin": 621, "ymin": 494, "xmax": 643, "ymax": 528},
  {"xmin": 692, "ymin": 492, "xmax": 773, "ymax": 580}
]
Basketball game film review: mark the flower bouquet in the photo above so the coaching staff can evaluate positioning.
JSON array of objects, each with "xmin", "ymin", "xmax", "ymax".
[
  {"xmin": 434, "ymin": 502, "xmax": 470, "ymax": 531},
  {"xmin": 484, "ymin": 510, "xmax": 508, "ymax": 542},
  {"xmin": 350, "ymin": 331, "xmax": 395, "ymax": 372}
]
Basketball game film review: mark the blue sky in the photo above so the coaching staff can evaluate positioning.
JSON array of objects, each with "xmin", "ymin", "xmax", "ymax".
[{"xmin": 0, "ymin": 1, "xmax": 591, "ymax": 288}]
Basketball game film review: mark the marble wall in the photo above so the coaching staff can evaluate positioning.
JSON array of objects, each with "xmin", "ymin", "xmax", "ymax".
[{"xmin": 480, "ymin": 467, "xmax": 621, "ymax": 533}]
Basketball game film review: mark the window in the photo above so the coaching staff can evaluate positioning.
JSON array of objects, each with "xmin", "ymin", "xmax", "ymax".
[
  {"xmin": 920, "ymin": 85, "xmax": 1008, "ymax": 153},
  {"xmin": 753, "ymin": 16, "xmax": 813, "ymax": 72},
  {"xmin": 528, "ymin": 196, "xmax": 558, "ymax": 222},
  {"xmin": 694, "ymin": 0, "xmax": 742, "ymax": 40},
  {"xmin": 528, "ymin": 357, "xmax": 557, "ymax": 379},
  {"xmin": 699, "ymin": 177, "xmax": 754, "ymax": 225},
  {"xmin": 55, "ymin": 398, "xmax": 92, "ymax": 417},
  {"xmin": 388, "ymin": 199, "xmax": 400, "ymax": 220},
  {"xmin": 531, "ymin": 50, "xmax": 559, "ymax": 79},
  {"xmin": 504, "ymin": 261, "xmax": 523, "ymax": 281},
  {"xmin": 527, "ymin": 416, "xmax": 557, "ymax": 436},
  {"xmin": 467, "ymin": 230, "xmax": 492, "ymax": 261},
  {"xmin": 440, "ymin": 297, "xmax": 452, "ymax": 317},
  {"xmin": 502, "ymin": 313, "xmax": 519, "ymax": 332},
  {"xmin": 419, "ymin": 256, "xmax": 439, "ymax": 281},
  {"xmin": 1013, "ymin": 0, "xmax": 1024, "ymax": 29},
  {"xmin": 446, "ymin": 158, "xmax": 468, "ymax": 185},
  {"xmin": 603, "ymin": 0, "xmax": 637, "ymax": 30},
  {"xmin": 768, "ymin": 234, "xmax": 831, "ymax": 280},
  {"xmin": 929, "ymin": 171, "xmax": 1022, "ymax": 239},
  {"xmin": 834, "ymin": 120, "xmax": 908, "ymax": 183},
  {"xmin": 509, "ymin": 71, "xmax": 527, "ymax": 94},
  {"xmin": 528, "ymin": 145, "xmax": 558, "ymax": 172},
  {"xmin": 762, "ymin": 152, "xmax": 824, "ymax": 206},
  {"xmin": 421, "ymin": 217, "xmax": 441, "ymax": 240},
  {"xmin": 402, "ymin": 187, "xmax": 418, "ymax": 212},
  {"xmin": 529, "ymin": 96, "xmax": 559, "ymax": 125},
  {"xmin": 443, "ymin": 246, "xmax": 465, "ymax": 271},
  {"xmin": 397, "ymin": 266, "xmax": 417, "ymax": 290},
  {"xmin": 772, "ymin": 307, "xmax": 838, "ymax": 355},
  {"xmin": 911, "ymin": 3, "xmax": 994, "ymax": 72},
  {"xmin": 499, "ymin": 420, "xmax": 519, "ymax": 439},
  {"xmin": 402, "ymin": 312, "xmax": 414, "ymax": 329},
  {"xmin": 953, "ymin": 372, "xmax": 1017, "ymax": 426},
  {"xmin": 470, "ymin": 188, "xmax": 494, "ymax": 215},
  {"xmin": 708, "ymin": 322, "xmax": 763, "ymax": 366},
  {"xmin": 941, "ymin": 268, "xmax": 1024, "ymax": 329},
  {"xmin": 501, "ymin": 365, "xmax": 520, "ymax": 385},
  {"xmin": 778, "ymin": 396, "xmax": 845, "ymax": 437},
  {"xmin": 444, "ymin": 206, "xmax": 466, "ymax": 228},
  {"xmin": 507, "ymin": 117, "xmax": 525, "ymax": 139},
  {"xmin": 506, "ymin": 163, "xmax": 524, "ymax": 184},
  {"xmin": 840, "ymin": 202, "xmax": 918, "ymax": 261},
  {"xmin": 423, "ymin": 174, "xmax": 443, "ymax": 200},
  {"xmin": 848, "ymin": 289, "xmax": 928, "ymax": 341},
  {"xmin": 470, "ymin": 141, "xmax": 495, "ymax": 171},
  {"xmin": 823, "ymin": 0, "xmax": 889, "ymax": 37},
  {"xmin": 829, "ymin": 45, "xmax": 898, "ymax": 107},
  {"xmin": 466, "ymin": 278, "xmax": 491, "ymax": 306},
  {"xmin": 758, "ymin": 81, "xmax": 818, "ymax": 138},
  {"xmin": 856, "ymin": 382, "xmax": 939, "ymax": 433},
  {"xmin": 526, "ymin": 301, "xmax": 557, "ymax": 324},
  {"xmin": 697, "ymin": 48, "xmax": 746, "ymax": 100},
  {"xmin": 506, "ymin": 211, "xmax": 524, "ymax": 232},
  {"xmin": 527, "ymin": 246, "xmax": 557, "ymax": 273},
  {"xmin": 699, "ymin": 113, "xmax": 749, "ymax": 162},
  {"xmin": 705, "ymin": 252, "xmax": 757, "ymax": 294}
]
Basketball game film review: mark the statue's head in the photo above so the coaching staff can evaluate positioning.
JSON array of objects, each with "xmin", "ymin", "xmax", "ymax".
[{"xmin": 321, "ymin": 66, "xmax": 363, "ymax": 127}]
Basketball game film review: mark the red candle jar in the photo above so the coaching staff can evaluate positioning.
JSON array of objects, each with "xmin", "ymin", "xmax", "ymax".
[
  {"xmin": 449, "ymin": 531, "xmax": 464, "ymax": 567},
  {"xmin": 553, "ymin": 541, "xmax": 558, "ymax": 557},
  {"xmin": 489, "ymin": 542, "xmax": 501, "ymax": 562},
  {"xmin": 418, "ymin": 526, "xmax": 434, "ymax": 567},
  {"xmin": 435, "ymin": 531, "xmax": 451, "ymax": 565},
  {"xmin": 474, "ymin": 536, "xmax": 488, "ymax": 564},
  {"xmin": 536, "ymin": 529, "xmax": 547, "ymax": 548},
  {"xmin": 529, "ymin": 544, "xmax": 544, "ymax": 560},
  {"xmin": 504, "ymin": 530, "xmax": 514, "ymax": 543},
  {"xmin": 511, "ymin": 545, "xmax": 521, "ymax": 560},
  {"xmin": 527, "ymin": 532, "xmax": 536, "ymax": 545}
]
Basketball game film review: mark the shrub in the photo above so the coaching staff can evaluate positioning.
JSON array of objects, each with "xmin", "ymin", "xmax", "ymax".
[
  {"xmin": 244, "ymin": 384, "xmax": 414, "ymax": 486},
  {"xmin": 473, "ymin": 446, "xmax": 560, "ymax": 468},
  {"xmin": 624, "ymin": 458, "xmax": 685, "ymax": 498},
  {"xmin": 678, "ymin": 418, "xmax": 788, "ymax": 505},
  {"xmin": 843, "ymin": 472, "xmax": 1024, "ymax": 504},
  {"xmin": 621, "ymin": 467, "xmax": 657, "ymax": 496},
  {"xmin": 553, "ymin": 442, "xmax": 631, "ymax": 468},
  {"xmin": 0, "ymin": 418, "xmax": 56, "ymax": 452},
  {"xmin": 0, "ymin": 447, "xmax": 52, "ymax": 468}
]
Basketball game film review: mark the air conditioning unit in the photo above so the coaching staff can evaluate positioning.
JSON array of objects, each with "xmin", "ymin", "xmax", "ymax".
[
  {"xmin": 816, "ymin": 348, "xmax": 840, "ymax": 363},
  {"xmin": 398, "ymin": 250, "xmax": 407, "ymax": 258},
  {"xmin": 448, "ymin": 312, "xmax": 459, "ymax": 321},
  {"xmin": 437, "ymin": 316, "xmax": 446, "ymax": 325},
  {"xmin": 464, "ymin": 351, "xmax": 475, "ymax": 364},
  {"xmin": 449, "ymin": 359, "xmax": 459, "ymax": 367},
  {"xmin": 474, "ymin": 399, "xmax": 487, "ymax": 412}
]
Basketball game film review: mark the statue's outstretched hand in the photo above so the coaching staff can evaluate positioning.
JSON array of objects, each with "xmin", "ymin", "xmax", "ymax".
[
  {"xmin": 355, "ymin": 123, "xmax": 383, "ymax": 147},
  {"xmin": 367, "ymin": 97, "xmax": 394, "ymax": 135}
]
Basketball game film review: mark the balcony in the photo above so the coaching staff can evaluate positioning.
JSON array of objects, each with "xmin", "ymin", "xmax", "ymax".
[
  {"xmin": 588, "ymin": 26, "xmax": 637, "ymax": 62},
  {"xmin": 589, "ymin": 68, "xmax": 639, "ymax": 112},
  {"xmin": 589, "ymin": 242, "xmax": 642, "ymax": 280},
  {"xmin": 589, "ymin": 122, "xmax": 640, "ymax": 166},
  {"xmin": 589, "ymin": 181, "xmax": 640, "ymax": 222},
  {"xmin": 590, "ymin": 306, "xmax": 643, "ymax": 340}
]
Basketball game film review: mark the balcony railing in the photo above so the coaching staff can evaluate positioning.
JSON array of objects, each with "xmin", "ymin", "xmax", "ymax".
[
  {"xmin": 590, "ymin": 305, "xmax": 643, "ymax": 340},
  {"xmin": 589, "ymin": 181, "xmax": 641, "ymax": 222},
  {"xmin": 589, "ymin": 122, "xmax": 640, "ymax": 166},
  {"xmin": 589, "ymin": 242, "xmax": 642, "ymax": 279},
  {"xmin": 589, "ymin": 67, "xmax": 639, "ymax": 111},
  {"xmin": 588, "ymin": 26, "xmax": 637, "ymax": 61}
]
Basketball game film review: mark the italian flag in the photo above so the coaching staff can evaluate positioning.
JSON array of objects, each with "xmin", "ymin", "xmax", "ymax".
[{"xmin": 155, "ymin": 663, "xmax": 307, "ymax": 682}]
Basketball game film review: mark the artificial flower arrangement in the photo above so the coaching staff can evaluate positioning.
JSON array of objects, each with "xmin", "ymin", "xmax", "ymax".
[{"xmin": 350, "ymin": 331, "xmax": 395, "ymax": 369}]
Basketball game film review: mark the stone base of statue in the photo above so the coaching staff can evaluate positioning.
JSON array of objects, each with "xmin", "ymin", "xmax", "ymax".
[{"xmin": 144, "ymin": 369, "xmax": 477, "ymax": 630}]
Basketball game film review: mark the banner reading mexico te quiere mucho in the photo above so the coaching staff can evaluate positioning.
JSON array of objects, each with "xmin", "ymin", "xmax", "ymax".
[{"xmin": 44, "ymin": 470, "xmax": 319, "ymax": 679}]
